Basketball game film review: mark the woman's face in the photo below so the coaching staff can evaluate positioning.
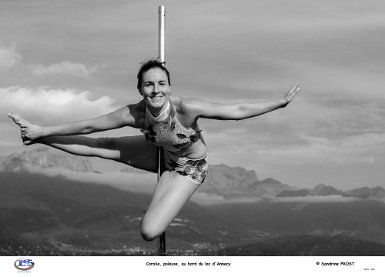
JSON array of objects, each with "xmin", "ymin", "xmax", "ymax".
[{"xmin": 140, "ymin": 67, "xmax": 170, "ymax": 111}]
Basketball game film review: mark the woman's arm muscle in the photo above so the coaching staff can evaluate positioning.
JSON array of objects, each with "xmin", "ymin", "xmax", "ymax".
[
  {"xmin": 181, "ymin": 84, "xmax": 300, "ymax": 121},
  {"xmin": 181, "ymin": 97, "xmax": 286, "ymax": 121},
  {"xmin": 41, "ymin": 103, "xmax": 142, "ymax": 137}
]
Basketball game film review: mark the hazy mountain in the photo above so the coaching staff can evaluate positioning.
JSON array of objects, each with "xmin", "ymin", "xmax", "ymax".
[
  {"xmin": 276, "ymin": 183, "xmax": 343, "ymax": 197},
  {"xmin": 0, "ymin": 147, "xmax": 93, "ymax": 173},
  {"xmin": 1, "ymin": 148, "xmax": 384, "ymax": 256},
  {"xmin": 1, "ymin": 148, "xmax": 384, "ymax": 202},
  {"xmin": 211, "ymin": 235, "xmax": 385, "ymax": 256},
  {"xmin": 200, "ymin": 164, "xmax": 292, "ymax": 199},
  {"xmin": 344, "ymin": 186, "xmax": 385, "ymax": 200},
  {"xmin": 277, "ymin": 184, "xmax": 385, "ymax": 200},
  {"xmin": 0, "ymin": 149, "xmax": 292, "ymax": 199},
  {"xmin": 276, "ymin": 184, "xmax": 343, "ymax": 197},
  {"xmin": 200, "ymin": 164, "xmax": 258, "ymax": 198},
  {"xmin": 206, "ymin": 201, "xmax": 385, "ymax": 247},
  {"xmin": 277, "ymin": 188, "xmax": 311, "ymax": 197},
  {"xmin": 311, "ymin": 183, "xmax": 343, "ymax": 196},
  {"xmin": 248, "ymin": 178, "xmax": 292, "ymax": 196},
  {"xmin": 0, "ymin": 171, "xmax": 252, "ymax": 255},
  {"xmin": 1, "ymin": 170, "xmax": 385, "ymax": 255}
]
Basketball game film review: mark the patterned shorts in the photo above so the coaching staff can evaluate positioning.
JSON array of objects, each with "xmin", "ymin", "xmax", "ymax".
[{"xmin": 163, "ymin": 150, "xmax": 208, "ymax": 185}]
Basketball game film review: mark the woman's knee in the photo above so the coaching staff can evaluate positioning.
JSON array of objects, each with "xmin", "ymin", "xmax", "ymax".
[{"xmin": 140, "ymin": 222, "xmax": 162, "ymax": 241}]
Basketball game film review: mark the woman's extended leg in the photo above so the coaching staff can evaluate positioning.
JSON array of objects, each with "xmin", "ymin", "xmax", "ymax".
[
  {"xmin": 40, "ymin": 135, "xmax": 158, "ymax": 173},
  {"xmin": 140, "ymin": 171, "xmax": 199, "ymax": 241}
]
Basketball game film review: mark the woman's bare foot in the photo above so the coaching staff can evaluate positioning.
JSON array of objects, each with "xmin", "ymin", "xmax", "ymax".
[
  {"xmin": 8, "ymin": 113, "xmax": 43, "ymax": 142},
  {"xmin": 8, "ymin": 113, "xmax": 31, "ymax": 127}
]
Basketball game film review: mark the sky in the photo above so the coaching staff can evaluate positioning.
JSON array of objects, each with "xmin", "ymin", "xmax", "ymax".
[{"xmin": 1, "ymin": 0, "xmax": 385, "ymax": 190}]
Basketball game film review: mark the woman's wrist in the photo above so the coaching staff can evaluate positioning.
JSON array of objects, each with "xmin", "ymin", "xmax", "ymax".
[{"xmin": 279, "ymin": 97, "xmax": 289, "ymax": 108}]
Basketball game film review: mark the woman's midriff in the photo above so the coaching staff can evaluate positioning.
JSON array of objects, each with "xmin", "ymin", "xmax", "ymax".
[{"xmin": 169, "ymin": 138, "xmax": 207, "ymax": 159}]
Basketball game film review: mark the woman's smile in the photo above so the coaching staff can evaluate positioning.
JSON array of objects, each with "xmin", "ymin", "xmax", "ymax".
[{"xmin": 140, "ymin": 68, "xmax": 170, "ymax": 113}]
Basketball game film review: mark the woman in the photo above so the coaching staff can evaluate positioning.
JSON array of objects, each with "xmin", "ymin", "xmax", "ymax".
[{"xmin": 9, "ymin": 59, "xmax": 300, "ymax": 241}]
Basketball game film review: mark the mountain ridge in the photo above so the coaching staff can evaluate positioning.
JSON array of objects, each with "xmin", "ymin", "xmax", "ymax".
[
  {"xmin": 1, "ymin": 170, "xmax": 384, "ymax": 255},
  {"xmin": 1, "ymin": 148, "xmax": 384, "ymax": 200},
  {"xmin": 0, "ymin": 147, "xmax": 93, "ymax": 173}
]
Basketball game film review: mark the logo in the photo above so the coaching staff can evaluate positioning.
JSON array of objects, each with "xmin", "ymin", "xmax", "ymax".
[{"xmin": 14, "ymin": 258, "xmax": 35, "ymax": 271}]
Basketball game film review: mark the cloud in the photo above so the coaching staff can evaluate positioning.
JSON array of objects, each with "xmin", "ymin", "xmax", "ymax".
[
  {"xmin": 1, "ymin": 0, "xmax": 385, "ymax": 190},
  {"xmin": 207, "ymin": 130, "xmax": 385, "ymax": 168},
  {"xmin": 273, "ymin": 134, "xmax": 363, "ymax": 165},
  {"xmin": 199, "ymin": 91, "xmax": 385, "ymax": 168},
  {"xmin": 191, "ymin": 192, "xmax": 268, "ymax": 206},
  {"xmin": 2, "ymin": 86, "xmax": 117, "ymax": 124},
  {"xmin": 30, "ymin": 61, "xmax": 101, "ymax": 78},
  {"xmin": 0, "ymin": 43, "xmax": 22, "ymax": 70}
]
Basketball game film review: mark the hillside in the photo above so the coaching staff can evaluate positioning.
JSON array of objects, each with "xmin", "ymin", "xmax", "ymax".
[
  {"xmin": 211, "ymin": 235, "xmax": 385, "ymax": 256},
  {"xmin": 1, "ymin": 148, "xmax": 384, "ymax": 256},
  {"xmin": 206, "ymin": 201, "xmax": 385, "ymax": 246},
  {"xmin": 0, "ymin": 171, "xmax": 249, "ymax": 255}
]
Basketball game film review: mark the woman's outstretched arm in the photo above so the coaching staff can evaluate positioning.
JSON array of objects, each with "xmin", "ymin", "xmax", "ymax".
[
  {"xmin": 8, "ymin": 102, "xmax": 142, "ymax": 143},
  {"xmin": 182, "ymin": 83, "xmax": 300, "ymax": 121},
  {"xmin": 38, "ymin": 136, "xmax": 121, "ymax": 161}
]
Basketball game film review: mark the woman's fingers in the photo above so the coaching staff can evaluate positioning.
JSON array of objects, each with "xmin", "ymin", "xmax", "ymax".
[
  {"xmin": 283, "ymin": 83, "xmax": 301, "ymax": 106},
  {"xmin": 291, "ymin": 83, "xmax": 300, "ymax": 94},
  {"xmin": 295, "ymin": 83, "xmax": 301, "ymax": 93},
  {"xmin": 289, "ymin": 83, "xmax": 300, "ymax": 98}
]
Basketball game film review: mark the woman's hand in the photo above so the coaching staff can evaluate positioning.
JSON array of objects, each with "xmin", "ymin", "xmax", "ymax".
[
  {"xmin": 282, "ymin": 83, "xmax": 301, "ymax": 107},
  {"xmin": 8, "ymin": 113, "xmax": 44, "ymax": 144}
]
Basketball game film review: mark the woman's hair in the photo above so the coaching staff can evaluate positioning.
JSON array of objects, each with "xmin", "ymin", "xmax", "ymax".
[{"xmin": 137, "ymin": 59, "xmax": 171, "ymax": 91}]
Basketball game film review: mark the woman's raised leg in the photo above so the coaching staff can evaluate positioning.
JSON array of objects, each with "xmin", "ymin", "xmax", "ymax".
[
  {"xmin": 140, "ymin": 171, "xmax": 199, "ymax": 241},
  {"xmin": 39, "ymin": 135, "xmax": 158, "ymax": 173}
]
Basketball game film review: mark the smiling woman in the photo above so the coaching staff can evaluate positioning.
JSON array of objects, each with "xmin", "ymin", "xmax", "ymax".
[
  {"xmin": 8, "ymin": 58, "xmax": 300, "ymax": 242},
  {"xmin": 139, "ymin": 62, "xmax": 171, "ymax": 112}
]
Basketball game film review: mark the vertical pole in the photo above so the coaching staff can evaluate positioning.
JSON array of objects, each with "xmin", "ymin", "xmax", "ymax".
[
  {"xmin": 157, "ymin": 5, "xmax": 166, "ymax": 256},
  {"xmin": 158, "ymin": 5, "xmax": 166, "ymax": 64}
]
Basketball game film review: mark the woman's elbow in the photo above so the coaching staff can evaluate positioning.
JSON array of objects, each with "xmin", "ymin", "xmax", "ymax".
[{"xmin": 231, "ymin": 106, "xmax": 248, "ymax": 120}]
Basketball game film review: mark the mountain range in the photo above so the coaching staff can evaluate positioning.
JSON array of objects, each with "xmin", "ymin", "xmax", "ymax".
[
  {"xmin": 0, "ymin": 148, "xmax": 384, "ymax": 256},
  {"xmin": 277, "ymin": 183, "xmax": 385, "ymax": 200},
  {"xmin": 0, "ymin": 147, "xmax": 93, "ymax": 173},
  {"xmin": 1, "ymin": 170, "xmax": 385, "ymax": 256},
  {"xmin": 1, "ymin": 147, "xmax": 384, "ymax": 200},
  {"xmin": 0, "ymin": 171, "xmax": 262, "ymax": 255}
]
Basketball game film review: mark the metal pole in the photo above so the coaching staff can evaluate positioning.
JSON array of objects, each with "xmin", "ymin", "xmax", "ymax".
[
  {"xmin": 157, "ymin": 5, "xmax": 166, "ymax": 256},
  {"xmin": 158, "ymin": 5, "xmax": 166, "ymax": 64}
]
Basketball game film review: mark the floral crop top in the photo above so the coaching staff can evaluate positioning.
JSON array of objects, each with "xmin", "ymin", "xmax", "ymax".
[{"xmin": 141, "ymin": 101, "xmax": 202, "ymax": 152}]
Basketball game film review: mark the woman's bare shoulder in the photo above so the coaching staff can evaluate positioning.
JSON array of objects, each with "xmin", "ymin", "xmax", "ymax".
[
  {"xmin": 169, "ymin": 95, "xmax": 207, "ymax": 123},
  {"xmin": 169, "ymin": 94, "xmax": 181, "ymax": 104},
  {"xmin": 124, "ymin": 100, "xmax": 146, "ymax": 128},
  {"xmin": 128, "ymin": 100, "xmax": 145, "ymax": 113},
  {"xmin": 169, "ymin": 94, "xmax": 183, "ymax": 111},
  {"xmin": 170, "ymin": 95, "xmax": 200, "ymax": 113}
]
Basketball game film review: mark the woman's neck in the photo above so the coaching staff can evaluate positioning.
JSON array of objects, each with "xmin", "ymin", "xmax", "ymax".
[{"xmin": 146, "ymin": 100, "xmax": 170, "ymax": 121}]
